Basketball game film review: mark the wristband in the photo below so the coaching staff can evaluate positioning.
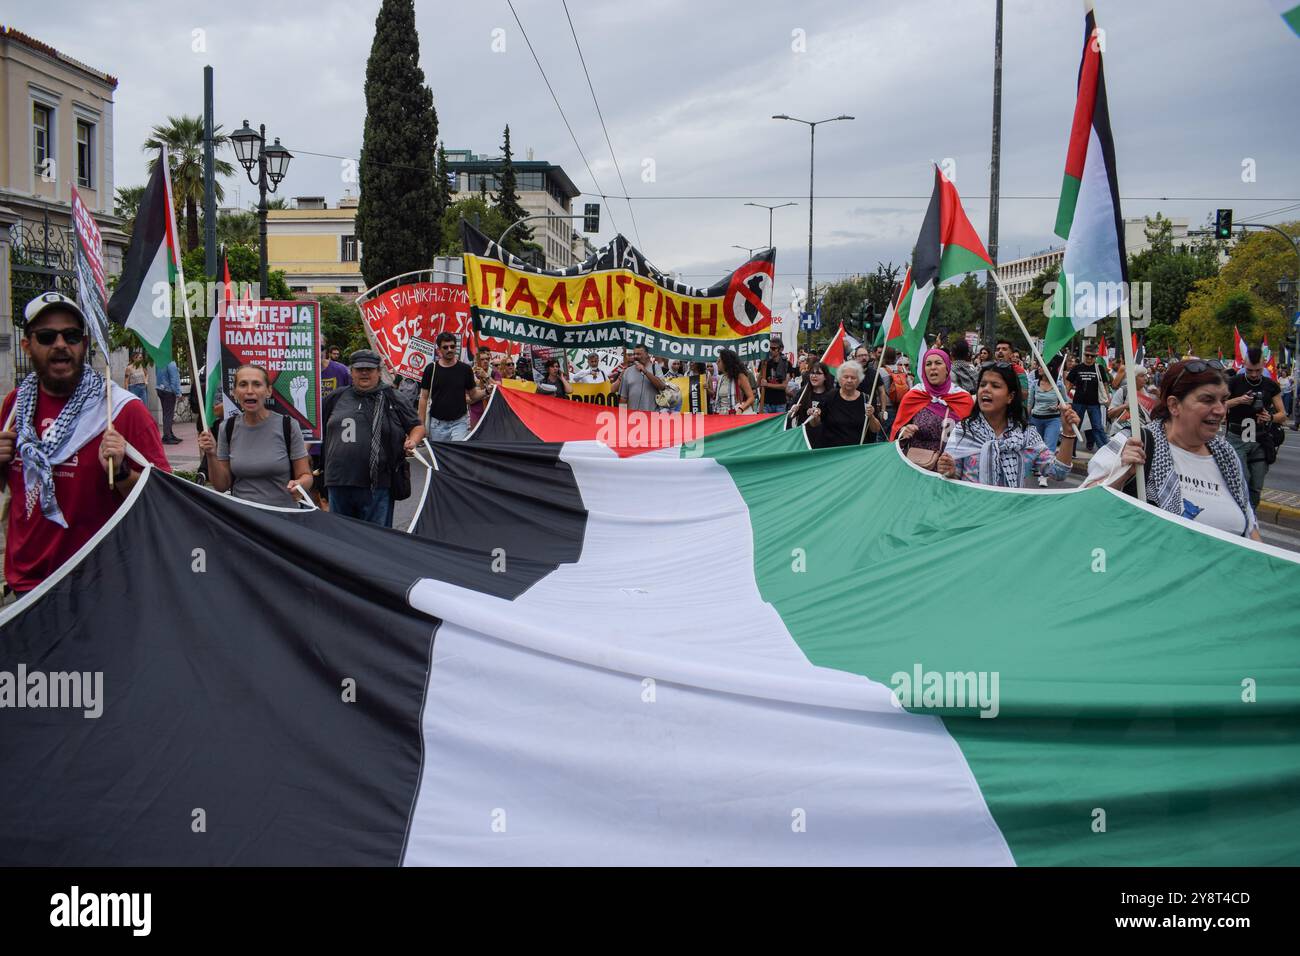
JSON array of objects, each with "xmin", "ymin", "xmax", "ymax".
[{"xmin": 113, "ymin": 461, "xmax": 131, "ymax": 484}]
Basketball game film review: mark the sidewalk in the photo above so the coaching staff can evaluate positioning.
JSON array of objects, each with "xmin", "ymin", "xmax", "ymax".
[{"xmin": 164, "ymin": 419, "xmax": 203, "ymax": 474}]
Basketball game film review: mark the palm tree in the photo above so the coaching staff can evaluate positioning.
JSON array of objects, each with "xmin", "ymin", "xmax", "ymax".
[
  {"xmin": 143, "ymin": 115, "xmax": 235, "ymax": 252},
  {"xmin": 113, "ymin": 184, "xmax": 146, "ymax": 236},
  {"xmin": 216, "ymin": 209, "xmax": 258, "ymax": 247}
]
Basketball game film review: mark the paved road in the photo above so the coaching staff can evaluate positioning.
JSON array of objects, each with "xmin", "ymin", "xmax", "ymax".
[{"xmin": 1263, "ymin": 425, "xmax": 1300, "ymax": 495}]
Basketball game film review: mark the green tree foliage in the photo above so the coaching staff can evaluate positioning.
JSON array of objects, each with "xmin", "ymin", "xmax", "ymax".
[
  {"xmin": 818, "ymin": 263, "xmax": 902, "ymax": 343},
  {"xmin": 143, "ymin": 115, "xmax": 235, "ymax": 252},
  {"xmin": 432, "ymin": 142, "xmax": 452, "ymax": 251},
  {"xmin": 820, "ymin": 276, "xmax": 870, "ymax": 339},
  {"xmin": 1174, "ymin": 221, "xmax": 1297, "ymax": 358},
  {"xmin": 216, "ymin": 209, "xmax": 258, "ymax": 247},
  {"xmin": 318, "ymin": 295, "xmax": 368, "ymax": 356},
  {"xmin": 1143, "ymin": 322, "xmax": 1179, "ymax": 355},
  {"xmin": 932, "ymin": 273, "xmax": 986, "ymax": 340},
  {"xmin": 354, "ymin": 0, "xmax": 438, "ymax": 288},
  {"xmin": 437, "ymin": 197, "xmax": 513, "ymax": 257},
  {"xmin": 114, "ymin": 185, "xmax": 145, "ymax": 235},
  {"xmin": 1127, "ymin": 214, "xmax": 1221, "ymax": 329}
]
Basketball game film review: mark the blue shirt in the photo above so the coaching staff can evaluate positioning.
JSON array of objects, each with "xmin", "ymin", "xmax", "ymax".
[{"xmin": 157, "ymin": 362, "xmax": 181, "ymax": 395}]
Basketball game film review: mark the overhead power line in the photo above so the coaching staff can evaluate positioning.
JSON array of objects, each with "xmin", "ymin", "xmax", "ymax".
[
  {"xmin": 505, "ymin": 0, "xmax": 618, "ymax": 235},
  {"xmin": 561, "ymin": 0, "xmax": 641, "ymax": 249}
]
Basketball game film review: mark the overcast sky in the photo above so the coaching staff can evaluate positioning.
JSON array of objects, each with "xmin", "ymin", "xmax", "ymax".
[{"xmin": 21, "ymin": 0, "xmax": 1300, "ymax": 308}]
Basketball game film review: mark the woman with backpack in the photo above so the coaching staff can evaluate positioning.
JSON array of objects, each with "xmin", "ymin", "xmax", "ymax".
[{"xmin": 196, "ymin": 364, "xmax": 312, "ymax": 507}]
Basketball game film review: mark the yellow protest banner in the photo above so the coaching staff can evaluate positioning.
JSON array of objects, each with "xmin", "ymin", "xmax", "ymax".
[{"xmin": 462, "ymin": 222, "xmax": 778, "ymax": 364}]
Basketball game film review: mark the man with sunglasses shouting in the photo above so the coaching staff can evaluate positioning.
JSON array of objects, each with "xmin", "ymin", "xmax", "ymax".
[{"xmin": 0, "ymin": 292, "xmax": 170, "ymax": 597}]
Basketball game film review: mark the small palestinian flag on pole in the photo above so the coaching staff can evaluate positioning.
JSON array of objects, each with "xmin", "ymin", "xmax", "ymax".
[
  {"xmin": 107, "ymin": 151, "xmax": 183, "ymax": 368},
  {"xmin": 880, "ymin": 268, "xmax": 910, "ymax": 346},
  {"xmin": 820, "ymin": 323, "xmax": 861, "ymax": 368},
  {"xmin": 1262, "ymin": 335, "xmax": 1278, "ymax": 380},
  {"xmin": 1096, "ymin": 334, "xmax": 1110, "ymax": 372},
  {"xmin": 895, "ymin": 165, "xmax": 993, "ymax": 368},
  {"xmin": 204, "ymin": 248, "xmax": 235, "ymax": 428},
  {"xmin": 1234, "ymin": 326, "xmax": 1248, "ymax": 369},
  {"xmin": 1043, "ymin": 1, "xmax": 1128, "ymax": 361}
]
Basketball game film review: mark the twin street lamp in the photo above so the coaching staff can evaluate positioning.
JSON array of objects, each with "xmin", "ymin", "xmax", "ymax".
[
  {"xmin": 744, "ymin": 201, "xmax": 797, "ymax": 250},
  {"xmin": 230, "ymin": 120, "xmax": 293, "ymax": 296},
  {"xmin": 772, "ymin": 114, "xmax": 854, "ymax": 347}
]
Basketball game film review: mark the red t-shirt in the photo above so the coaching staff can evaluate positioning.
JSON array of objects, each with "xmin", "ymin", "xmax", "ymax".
[{"xmin": 2, "ymin": 388, "xmax": 171, "ymax": 592}]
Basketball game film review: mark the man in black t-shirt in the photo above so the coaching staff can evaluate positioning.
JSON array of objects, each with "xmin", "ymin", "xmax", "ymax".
[
  {"xmin": 1226, "ymin": 347, "xmax": 1287, "ymax": 508},
  {"xmin": 758, "ymin": 340, "xmax": 791, "ymax": 414},
  {"xmin": 417, "ymin": 331, "xmax": 485, "ymax": 442},
  {"xmin": 1066, "ymin": 348, "xmax": 1110, "ymax": 451}
]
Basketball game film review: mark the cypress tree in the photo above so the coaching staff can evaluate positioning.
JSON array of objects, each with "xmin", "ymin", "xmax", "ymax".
[
  {"xmin": 432, "ymin": 141, "xmax": 452, "ymax": 252},
  {"xmin": 496, "ymin": 125, "xmax": 532, "ymax": 249},
  {"xmin": 355, "ymin": 0, "xmax": 437, "ymax": 288}
]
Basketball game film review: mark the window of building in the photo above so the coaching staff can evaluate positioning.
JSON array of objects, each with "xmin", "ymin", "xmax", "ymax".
[
  {"xmin": 341, "ymin": 235, "xmax": 359, "ymax": 262},
  {"xmin": 33, "ymin": 103, "xmax": 52, "ymax": 176},
  {"xmin": 77, "ymin": 120, "xmax": 94, "ymax": 188},
  {"xmin": 339, "ymin": 285, "xmax": 358, "ymax": 293},
  {"xmin": 290, "ymin": 286, "xmax": 308, "ymax": 292},
  {"xmin": 467, "ymin": 172, "xmax": 500, "ymax": 194}
]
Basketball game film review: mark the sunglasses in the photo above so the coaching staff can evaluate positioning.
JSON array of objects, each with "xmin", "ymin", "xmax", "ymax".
[
  {"xmin": 1165, "ymin": 359, "xmax": 1217, "ymax": 393},
  {"xmin": 979, "ymin": 361, "xmax": 1015, "ymax": 371},
  {"xmin": 31, "ymin": 328, "xmax": 85, "ymax": 346}
]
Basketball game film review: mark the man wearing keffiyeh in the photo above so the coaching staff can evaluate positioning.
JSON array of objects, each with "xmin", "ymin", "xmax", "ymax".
[{"xmin": 0, "ymin": 293, "xmax": 171, "ymax": 596}]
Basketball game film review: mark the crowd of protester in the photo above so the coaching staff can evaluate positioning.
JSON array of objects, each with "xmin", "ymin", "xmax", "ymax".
[{"xmin": 1, "ymin": 288, "xmax": 1297, "ymax": 600}]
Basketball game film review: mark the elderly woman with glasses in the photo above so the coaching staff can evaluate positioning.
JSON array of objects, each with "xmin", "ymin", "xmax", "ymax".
[{"xmin": 1086, "ymin": 359, "xmax": 1261, "ymax": 540}]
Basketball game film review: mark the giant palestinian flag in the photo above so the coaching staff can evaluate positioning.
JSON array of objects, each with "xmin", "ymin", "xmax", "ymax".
[
  {"xmin": 462, "ymin": 221, "xmax": 777, "ymax": 363},
  {"xmin": 893, "ymin": 166, "xmax": 992, "ymax": 367},
  {"xmin": 2, "ymin": 388, "xmax": 1298, "ymax": 865},
  {"xmin": 1044, "ymin": 2, "xmax": 1128, "ymax": 361},
  {"xmin": 107, "ymin": 151, "xmax": 183, "ymax": 368}
]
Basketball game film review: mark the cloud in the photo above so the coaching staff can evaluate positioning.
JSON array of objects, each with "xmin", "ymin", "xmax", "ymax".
[{"xmin": 15, "ymin": 0, "xmax": 1298, "ymax": 315}]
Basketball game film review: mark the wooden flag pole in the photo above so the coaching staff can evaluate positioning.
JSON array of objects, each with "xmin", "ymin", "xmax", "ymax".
[
  {"xmin": 987, "ymin": 268, "xmax": 1087, "ymax": 446},
  {"xmin": 1117, "ymin": 296, "xmax": 1146, "ymax": 501},
  {"xmin": 105, "ymin": 355, "xmax": 114, "ymax": 488}
]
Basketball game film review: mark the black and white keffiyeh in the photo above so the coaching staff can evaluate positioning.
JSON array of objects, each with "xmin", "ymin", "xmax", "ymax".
[
  {"xmin": 14, "ymin": 366, "xmax": 115, "ymax": 527},
  {"xmin": 946, "ymin": 415, "xmax": 1029, "ymax": 488},
  {"xmin": 1087, "ymin": 420, "xmax": 1254, "ymax": 533}
]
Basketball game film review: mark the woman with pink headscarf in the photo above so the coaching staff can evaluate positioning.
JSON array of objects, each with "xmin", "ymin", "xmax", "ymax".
[{"xmin": 889, "ymin": 348, "xmax": 974, "ymax": 468}]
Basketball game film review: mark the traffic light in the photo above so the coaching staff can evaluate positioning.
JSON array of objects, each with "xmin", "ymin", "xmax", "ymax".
[
  {"xmin": 583, "ymin": 203, "xmax": 600, "ymax": 233},
  {"xmin": 1215, "ymin": 209, "xmax": 1233, "ymax": 240}
]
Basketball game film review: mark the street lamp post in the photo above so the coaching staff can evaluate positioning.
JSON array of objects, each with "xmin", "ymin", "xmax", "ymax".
[
  {"xmin": 743, "ymin": 201, "xmax": 797, "ymax": 250},
  {"xmin": 731, "ymin": 244, "xmax": 760, "ymax": 258},
  {"xmin": 230, "ymin": 120, "xmax": 293, "ymax": 296},
  {"xmin": 772, "ymin": 114, "xmax": 854, "ymax": 348}
]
